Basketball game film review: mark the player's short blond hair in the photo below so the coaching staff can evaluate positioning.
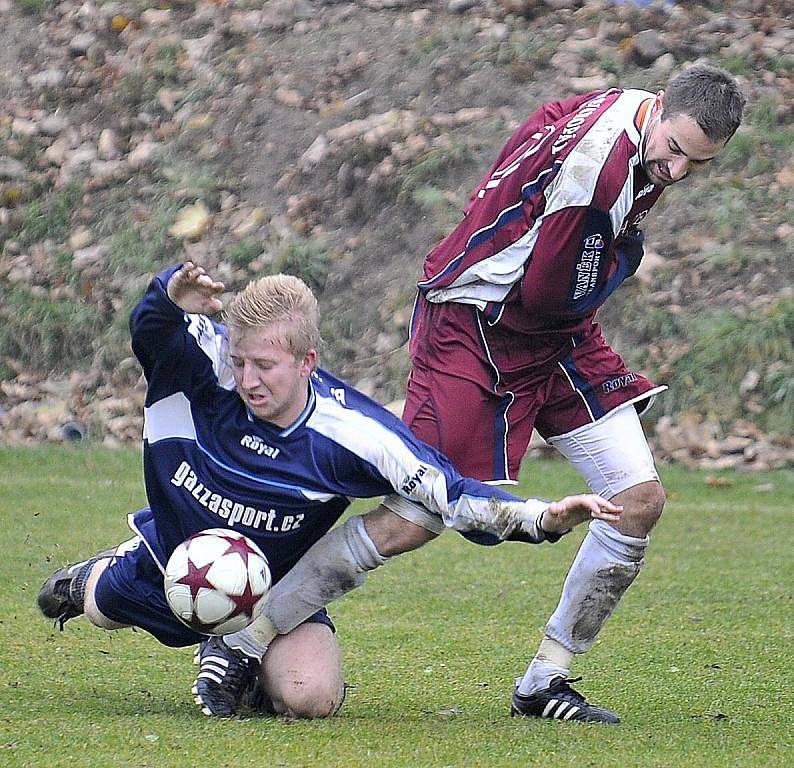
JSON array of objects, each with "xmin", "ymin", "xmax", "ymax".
[{"xmin": 225, "ymin": 273, "xmax": 320, "ymax": 358}]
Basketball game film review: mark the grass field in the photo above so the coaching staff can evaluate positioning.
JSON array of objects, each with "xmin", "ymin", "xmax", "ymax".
[{"xmin": 0, "ymin": 447, "xmax": 791, "ymax": 767}]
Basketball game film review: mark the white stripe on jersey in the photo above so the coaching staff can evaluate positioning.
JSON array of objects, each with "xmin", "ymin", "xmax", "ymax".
[
  {"xmin": 544, "ymin": 90, "xmax": 648, "ymax": 220},
  {"xmin": 186, "ymin": 313, "xmax": 236, "ymax": 390},
  {"xmin": 307, "ymin": 391, "xmax": 444, "ymax": 511},
  {"xmin": 425, "ymin": 225, "xmax": 541, "ymax": 307},
  {"xmin": 424, "ymin": 165, "xmax": 557, "ymax": 306},
  {"xmin": 144, "ymin": 391, "xmax": 197, "ymax": 444},
  {"xmin": 307, "ymin": 391, "xmax": 535, "ymax": 533},
  {"xmin": 607, "ymin": 90, "xmax": 652, "ymax": 237},
  {"xmin": 610, "ymin": 166, "xmax": 637, "ymax": 238}
]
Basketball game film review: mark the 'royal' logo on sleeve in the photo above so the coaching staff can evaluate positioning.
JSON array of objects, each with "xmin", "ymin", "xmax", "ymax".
[{"xmin": 401, "ymin": 465, "xmax": 429, "ymax": 494}]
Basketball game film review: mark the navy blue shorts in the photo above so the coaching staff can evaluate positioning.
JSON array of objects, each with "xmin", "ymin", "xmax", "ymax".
[{"xmin": 94, "ymin": 537, "xmax": 335, "ymax": 647}]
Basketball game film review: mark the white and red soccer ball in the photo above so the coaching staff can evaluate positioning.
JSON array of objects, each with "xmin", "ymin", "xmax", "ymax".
[{"xmin": 164, "ymin": 528, "xmax": 271, "ymax": 635}]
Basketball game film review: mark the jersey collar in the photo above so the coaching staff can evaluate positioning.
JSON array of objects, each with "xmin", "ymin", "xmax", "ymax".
[
  {"xmin": 635, "ymin": 97, "xmax": 655, "ymax": 165},
  {"xmin": 244, "ymin": 378, "xmax": 317, "ymax": 437}
]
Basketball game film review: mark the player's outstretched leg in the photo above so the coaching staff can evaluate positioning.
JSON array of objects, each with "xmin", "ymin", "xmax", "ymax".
[
  {"xmin": 510, "ymin": 676, "xmax": 619, "ymax": 724},
  {"xmin": 193, "ymin": 514, "xmax": 389, "ymax": 717},
  {"xmin": 192, "ymin": 636, "xmax": 259, "ymax": 717},
  {"xmin": 37, "ymin": 550, "xmax": 115, "ymax": 630}
]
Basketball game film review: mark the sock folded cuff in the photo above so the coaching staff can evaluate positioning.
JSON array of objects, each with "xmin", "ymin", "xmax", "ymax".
[
  {"xmin": 345, "ymin": 515, "xmax": 389, "ymax": 571},
  {"xmin": 588, "ymin": 519, "xmax": 648, "ymax": 561}
]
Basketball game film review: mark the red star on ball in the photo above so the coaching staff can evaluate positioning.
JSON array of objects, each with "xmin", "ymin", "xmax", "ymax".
[
  {"xmin": 221, "ymin": 535, "xmax": 260, "ymax": 566},
  {"xmin": 176, "ymin": 557, "xmax": 215, "ymax": 602},
  {"xmin": 228, "ymin": 577, "xmax": 261, "ymax": 619}
]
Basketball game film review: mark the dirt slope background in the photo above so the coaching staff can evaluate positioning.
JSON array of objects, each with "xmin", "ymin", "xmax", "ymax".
[{"xmin": 0, "ymin": 0, "xmax": 792, "ymax": 469}]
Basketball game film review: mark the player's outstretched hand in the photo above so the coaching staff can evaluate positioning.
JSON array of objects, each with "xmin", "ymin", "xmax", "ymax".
[
  {"xmin": 541, "ymin": 494, "xmax": 623, "ymax": 534},
  {"xmin": 167, "ymin": 261, "xmax": 225, "ymax": 314}
]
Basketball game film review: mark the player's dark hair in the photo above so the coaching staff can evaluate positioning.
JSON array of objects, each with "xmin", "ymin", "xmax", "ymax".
[{"xmin": 662, "ymin": 64, "xmax": 745, "ymax": 142}]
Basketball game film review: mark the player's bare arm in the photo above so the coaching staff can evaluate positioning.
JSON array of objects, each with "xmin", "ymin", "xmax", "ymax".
[
  {"xmin": 166, "ymin": 261, "xmax": 225, "ymax": 314},
  {"xmin": 541, "ymin": 494, "xmax": 623, "ymax": 535}
]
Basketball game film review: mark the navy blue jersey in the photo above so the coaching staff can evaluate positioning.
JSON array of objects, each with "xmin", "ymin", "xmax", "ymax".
[{"xmin": 128, "ymin": 267, "xmax": 546, "ymax": 583}]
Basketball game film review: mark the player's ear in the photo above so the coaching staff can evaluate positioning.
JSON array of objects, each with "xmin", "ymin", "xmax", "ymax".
[
  {"xmin": 300, "ymin": 348, "xmax": 317, "ymax": 376},
  {"xmin": 654, "ymin": 90, "xmax": 665, "ymax": 114}
]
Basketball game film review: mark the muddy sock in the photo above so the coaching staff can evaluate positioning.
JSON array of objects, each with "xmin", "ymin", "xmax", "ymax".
[
  {"xmin": 518, "ymin": 520, "xmax": 648, "ymax": 694},
  {"xmin": 224, "ymin": 516, "xmax": 388, "ymax": 658}
]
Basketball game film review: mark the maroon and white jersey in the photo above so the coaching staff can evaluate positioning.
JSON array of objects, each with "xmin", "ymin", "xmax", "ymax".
[{"xmin": 418, "ymin": 89, "xmax": 664, "ymax": 336}]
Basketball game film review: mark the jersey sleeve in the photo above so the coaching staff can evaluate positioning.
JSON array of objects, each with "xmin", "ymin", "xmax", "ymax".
[
  {"xmin": 466, "ymin": 92, "xmax": 602, "ymax": 215},
  {"xmin": 386, "ymin": 435, "xmax": 551, "ymax": 542},
  {"xmin": 130, "ymin": 265, "xmax": 233, "ymax": 405},
  {"xmin": 505, "ymin": 89, "xmax": 651, "ymax": 321},
  {"xmin": 308, "ymin": 389, "xmax": 551, "ymax": 543}
]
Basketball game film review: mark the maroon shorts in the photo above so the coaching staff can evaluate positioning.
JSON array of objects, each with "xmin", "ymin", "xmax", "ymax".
[{"xmin": 403, "ymin": 296, "xmax": 660, "ymax": 482}]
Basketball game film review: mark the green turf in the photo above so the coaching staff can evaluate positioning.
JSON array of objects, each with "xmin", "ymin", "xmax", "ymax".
[{"xmin": 1, "ymin": 447, "xmax": 792, "ymax": 767}]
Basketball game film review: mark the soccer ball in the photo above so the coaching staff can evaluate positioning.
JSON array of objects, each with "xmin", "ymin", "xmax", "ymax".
[{"xmin": 164, "ymin": 528, "xmax": 271, "ymax": 635}]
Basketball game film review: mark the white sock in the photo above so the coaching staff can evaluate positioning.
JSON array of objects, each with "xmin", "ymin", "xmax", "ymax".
[
  {"xmin": 223, "ymin": 616, "xmax": 276, "ymax": 661},
  {"xmin": 223, "ymin": 515, "xmax": 388, "ymax": 658},
  {"xmin": 518, "ymin": 520, "xmax": 648, "ymax": 694},
  {"xmin": 517, "ymin": 637, "xmax": 572, "ymax": 696}
]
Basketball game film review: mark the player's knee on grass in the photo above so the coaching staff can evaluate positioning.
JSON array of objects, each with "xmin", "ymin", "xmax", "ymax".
[
  {"xmin": 261, "ymin": 623, "xmax": 344, "ymax": 719},
  {"xmin": 362, "ymin": 505, "xmax": 437, "ymax": 558},
  {"xmin": 272, "ymin": 676, "xmax": 345, "ymax": 719},
  {"xmin": 611, "ymin": 480, "xmax": 666, "ymax": 538}
]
